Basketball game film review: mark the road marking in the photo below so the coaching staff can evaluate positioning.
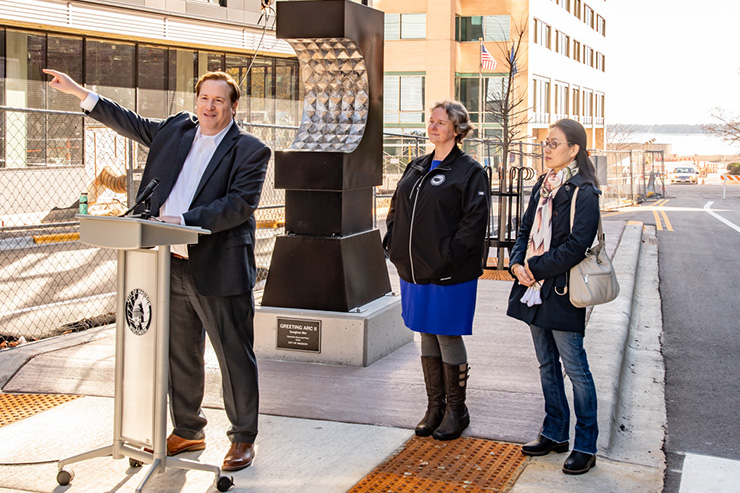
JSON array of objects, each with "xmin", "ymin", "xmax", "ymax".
[
  {"xmin": 679, "ymin": 453, "xmax": 740, "ymax": 493},
  {"xmin": 604, "ymin": 200, "xmax": 674, "ymax": 232},
  {"xmin": 659, "ymin": 199, "xmax": 673, "ymax": 231},
  {"xmin": 704, "ymin": 201, "xmax": 740, "ymax": 234},
  {"xmin": 653, "ymin": 209, "xmax": 663, "ymax": 231}
]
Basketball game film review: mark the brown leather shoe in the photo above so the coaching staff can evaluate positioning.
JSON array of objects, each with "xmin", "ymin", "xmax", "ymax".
[
  {"xmin": 166, "ymin": 433, "xmax": 206, "ymax": 456},
  {"xmin": 222, "ymin": 442, "xmax": 255, "ymax": 471}
]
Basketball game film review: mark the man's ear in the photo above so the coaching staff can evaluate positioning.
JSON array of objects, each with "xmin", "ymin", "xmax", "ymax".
[{"xmin": 232, "ymin": 101, "xmax": 239, "ymax": 117}]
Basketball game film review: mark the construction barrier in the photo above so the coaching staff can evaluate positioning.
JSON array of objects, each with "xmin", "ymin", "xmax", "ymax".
[{"xmin": 721, "ymin": 174, "xmax": 740, "ymax": 199}]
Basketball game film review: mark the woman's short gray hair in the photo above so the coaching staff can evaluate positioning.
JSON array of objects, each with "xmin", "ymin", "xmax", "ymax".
[{"xmin": 431, "ymin": 100, "xmax": 473, "ymax": 143}]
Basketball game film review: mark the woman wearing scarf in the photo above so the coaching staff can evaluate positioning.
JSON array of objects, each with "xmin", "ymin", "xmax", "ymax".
[
  {"xmin": 506, "ymin": 119, "xmax": 601, "ymax": 475},
  {"xmin": 384, "ymin": 100, "xmax": 489, "ymax": 441}
]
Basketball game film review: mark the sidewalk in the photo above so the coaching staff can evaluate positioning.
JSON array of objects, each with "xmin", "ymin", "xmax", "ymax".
[{"xmin": 0, "ymin": 220, "xmax": 666, "ymax": 492}]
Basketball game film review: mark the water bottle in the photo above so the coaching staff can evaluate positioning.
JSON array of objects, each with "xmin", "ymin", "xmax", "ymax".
[{"xmin": 79, "ymin": 193, "xmax": 88, "ymax": 215}]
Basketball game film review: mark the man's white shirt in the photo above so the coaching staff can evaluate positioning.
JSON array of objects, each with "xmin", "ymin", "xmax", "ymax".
[{"xmin": 81, "ymin": 92, "xmax": 233, "ymax": 258}]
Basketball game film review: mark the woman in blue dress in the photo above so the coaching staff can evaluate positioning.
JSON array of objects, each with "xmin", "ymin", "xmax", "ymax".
[{"xmin": 384, "ymin": 100, "xmax": 490, "ymax": 440}]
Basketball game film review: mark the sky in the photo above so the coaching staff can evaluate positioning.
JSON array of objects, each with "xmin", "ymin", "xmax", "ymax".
[{"xmin": 607, "ymin": 0, "xmax": 740, "ymax": 125}]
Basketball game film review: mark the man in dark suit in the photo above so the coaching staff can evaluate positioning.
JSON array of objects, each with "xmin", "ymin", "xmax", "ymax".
[{"xmin": 43, "ymin": 68, "xmax": 270, "ymax": 471}]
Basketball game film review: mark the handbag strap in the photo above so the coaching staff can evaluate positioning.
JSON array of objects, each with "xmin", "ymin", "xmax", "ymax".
[{"xmin": 569, "ymin": 186, "xmax": 605, "ymax": 251}]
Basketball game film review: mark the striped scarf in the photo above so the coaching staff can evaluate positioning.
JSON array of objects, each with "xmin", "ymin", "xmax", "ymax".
[{"xmin": 520, "ymin": 162, "xmax": 578, "ymax": 307}]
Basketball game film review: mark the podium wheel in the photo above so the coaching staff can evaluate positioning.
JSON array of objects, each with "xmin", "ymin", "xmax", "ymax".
[
  {"xmin": 57, "ymin": 469, "xmax": 74, "ymax": 485},
  {"xmin": 129, "ymin": 458, "xmax": 143, "ymax": 467},
  {"xmin": 216, "ymin": 475, "xmax": 234, "ymax": 491}
]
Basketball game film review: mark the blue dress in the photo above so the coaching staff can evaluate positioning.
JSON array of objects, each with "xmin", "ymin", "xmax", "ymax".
[
  {"xmin": 400, "ymin": 278, "xmax": 478, "ymax": 335},
  {"xmin": 398, "ymin": 158, "xmax": 479, "ymax": 336}
]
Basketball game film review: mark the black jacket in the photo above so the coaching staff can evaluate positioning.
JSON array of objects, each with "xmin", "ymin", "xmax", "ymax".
[
  {"xmin": 506, "ymin": 172, "xmax": 600, "ymax": 334},
  {"xmin": 87, "ymin": 96, "xmax": 271, "ymax": 297},
  {"xmin": 384, "ymin": 146, "xmax": 490, "ymax": 285}
]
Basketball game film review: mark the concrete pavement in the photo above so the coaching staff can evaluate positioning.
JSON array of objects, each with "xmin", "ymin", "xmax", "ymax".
[{"xmin": 0, "ymin": 220, "xmax": 668, "ymax": 492}]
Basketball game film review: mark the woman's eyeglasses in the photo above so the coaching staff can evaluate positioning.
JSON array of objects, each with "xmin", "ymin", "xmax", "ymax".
[{"xmin": 541, "ymin": 140, "xmax": 565, "ymax": 149}]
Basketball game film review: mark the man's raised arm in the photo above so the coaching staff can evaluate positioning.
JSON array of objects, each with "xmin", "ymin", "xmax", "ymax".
[{"xmin": 42, "ymin": 69, "xmax": 90, "ymax": 102}]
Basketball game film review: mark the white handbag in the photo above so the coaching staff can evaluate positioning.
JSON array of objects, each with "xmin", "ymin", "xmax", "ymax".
[{"xmin": 566, "ymin": 188, "xmax": 620, "ymax": 308}]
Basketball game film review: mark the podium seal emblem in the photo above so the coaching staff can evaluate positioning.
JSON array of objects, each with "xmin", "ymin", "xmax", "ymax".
[{"xmin": 125, "ymin": 288, "xmax": 152, "ymax": 336}]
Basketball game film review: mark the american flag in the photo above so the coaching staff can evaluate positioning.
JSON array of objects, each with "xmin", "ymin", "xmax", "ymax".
[{"xmin": 481, "ymin": 45, "xmax": 497, "ymax": 71}]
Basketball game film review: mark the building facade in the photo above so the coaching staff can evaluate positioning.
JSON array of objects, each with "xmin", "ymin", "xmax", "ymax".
[
  {"xmin": 0, "ymin": 0, "xmax": 301, "ymax": 168},
  {"xmin": 375, "ymin": 0, "xmax": 607, "ymax": 149}
]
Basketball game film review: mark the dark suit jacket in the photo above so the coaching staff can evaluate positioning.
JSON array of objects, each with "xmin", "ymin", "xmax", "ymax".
[
  {"xmin": 506, "ymin": 173, "xmax": 600, "ymax": 334},
  {"xmin": 87, "ymin": 96, "xmax": 271, "ymax": 297}
]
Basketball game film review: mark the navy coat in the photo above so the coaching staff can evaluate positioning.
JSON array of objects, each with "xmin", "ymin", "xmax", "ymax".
[
  {"xmin": 87, "ymin": 96, "xmax": 271, "ymax": 297},
  {"xmin": 506, "ymin": 172, "xmax": 600, "ymax": 334}
]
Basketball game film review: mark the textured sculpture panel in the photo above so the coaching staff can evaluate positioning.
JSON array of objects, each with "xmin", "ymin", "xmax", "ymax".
[{"xmin": 288, "ymin": 38, "xmax": 368, "ymax": 153}]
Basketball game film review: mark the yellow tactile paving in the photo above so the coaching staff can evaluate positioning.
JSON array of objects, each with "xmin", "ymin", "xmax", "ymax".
[
  {"xmin": 349, "ymin": 435, "xmax": 528, "ymax": 493},
  {"xmin": 0, "ymin": 393, "xmax": 81, "ymax": 428}
]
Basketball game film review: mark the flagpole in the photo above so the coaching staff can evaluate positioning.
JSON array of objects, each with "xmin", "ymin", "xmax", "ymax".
[{"xmin": 478, "ymin": 38, "xmax": 484, "ymax": 164}]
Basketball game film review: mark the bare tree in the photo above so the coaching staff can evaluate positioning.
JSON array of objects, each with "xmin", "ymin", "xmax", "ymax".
[
  {"xmin": 704, "ymin": 108, "xmax": 740, "ymax": 147},
  {"xmin": 489, "ymin": 19, "xmax": 530, "ymax": 166},
  {"xmin": 483, "ymin": 19, "xmax": 531, "ymax": 271},
  {"xmin": 606, "ymin": 123, "xmax": 640, "ymax": 151}
]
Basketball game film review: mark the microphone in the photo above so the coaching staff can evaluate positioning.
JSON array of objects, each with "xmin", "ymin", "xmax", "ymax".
[
  {"xmin": 134, "ymin": 178, "xmax": 160, "ymax": 204},
  {"xmin": 120, "ymin": 178, "xmax": 160, "ymax": 217}
]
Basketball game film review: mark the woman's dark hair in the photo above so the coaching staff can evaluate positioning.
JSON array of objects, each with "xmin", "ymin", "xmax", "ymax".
[{"xmin": 550, "ymin": 118, "xmax": 599, "ymax": 187}]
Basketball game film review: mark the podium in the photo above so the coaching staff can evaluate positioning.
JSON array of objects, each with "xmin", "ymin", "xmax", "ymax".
[{"xmin": 56, "ymin": 216, "xmax": 233, "ymax": 492}]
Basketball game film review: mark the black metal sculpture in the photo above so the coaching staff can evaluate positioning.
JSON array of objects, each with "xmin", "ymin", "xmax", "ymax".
[{"xmin": 262, "ymin": 0, "xmax": 391, "ymax": 312}]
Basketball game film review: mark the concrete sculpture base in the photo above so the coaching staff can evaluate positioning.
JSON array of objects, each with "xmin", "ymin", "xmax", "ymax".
[{"xmin": 255, "ymin": 294, "xmax": 409, "ymax": 367}]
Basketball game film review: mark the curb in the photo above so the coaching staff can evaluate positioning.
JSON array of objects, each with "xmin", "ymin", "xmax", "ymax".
[{"xmin": 586, "ymin": 221, "xmax": 644, "ymax": 453}]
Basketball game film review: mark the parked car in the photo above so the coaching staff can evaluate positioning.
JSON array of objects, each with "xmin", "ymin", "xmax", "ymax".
[{"xmin": 669, "ymin": 167, "xmax": 698, "ymax": 184}]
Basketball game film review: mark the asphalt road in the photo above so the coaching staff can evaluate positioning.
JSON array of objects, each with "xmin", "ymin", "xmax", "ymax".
[{"xmin": 603, "ymin": 181, "xmax": 740, "ymax": 492}]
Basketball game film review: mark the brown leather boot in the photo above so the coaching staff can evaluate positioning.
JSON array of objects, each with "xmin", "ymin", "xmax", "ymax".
[
  {"xmin": 415, "ymin": 356, "xmax": 446, "ymax": 436},
  {"xmin": 432, "ymin": 363, "xmax": 470, "ymax": 440}
]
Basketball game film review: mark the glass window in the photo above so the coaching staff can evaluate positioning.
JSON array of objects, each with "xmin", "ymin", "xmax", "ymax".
[
  {"xmin": 584, "ymin": 5, "xmax": 595, "ymax": 29},
  {"xmin": 138, "ymin": 45, "xmax": 168, "ymax": 118},
  {"xmin": 385, "ymin": 13, "xmax": 400, "ymax": 40},
  {"xmin": 400, "ymin": 13, "xmax": 426, "ymax": 39},
  {"xmin": 455, "ymin": 76, "xmax": 508, "ymax": 124},
  {"xmin": 573, "ymin": 0, "xmax": 582, "ymax": 19},
  {"xmin": 0, "ymin": 29, "xmax": 5, "ymax": 168},
  {"xmin": 249, "ymin": 59, "xmax": 274, "ymax": 124},
  {"xmin": 534, "ymin": 19, "xmax": 551, "ymax": 49},
  {"xmin": 275, "ymin": 59, "xmax": 300, "ymax": 125},
  {"xmin": 572, "ymin": 40, "xmax": 581, "ymax": 62},
  {"xmin": 596, "ymin": 15, "xmax": 606, "ymax": 36},
  {"xmin": 6, "ymin": 30, "xmax": 46, "ymax": 166},
  {"xmin": 457, "ymin": 16, "xmax": 483, "ymax": 41},
  {"xmin": 572, "ymin": 87, "xmax": 581, "ymax": 118},
  {"xmin": 86, "ymin": 39, "xmax": 135, "ymax": 108},
  {"xmin": 384, "ymin": 75, "xmax": 424, "ymax": 123},
  {"xmin": 556, "ymin": 31, "xmax": 570, "ymax": 57},
  {"xmin": 199, "ymin": 51, "xmax": 223, "ymax": 74},
  {"xmin": 456, "ymin": 16, "xmax": 510, "ymax": 42},
  {"xmin": 384, "ymin": 13, "xmax": 426, "ymax": 40},
  {"xmin": 225, "ymin": 54, "xmax": 251, "ymax": 120},
  {"xmin": 46, "ymin": 35, "xmax": 83, "ymax": 111},
  {"xmin": 596, "ymin": 52, "xmax": 605, "ymax": 72},
  {"xmin": 584, "ymin": 45, "xmax": 593, "ymax": 67},
  {"xmin": 5, "ymin": 30, "xmax": 46, "ymax": 109},
  {"xmin": 532, "ymin": 77, "xmax": 550, "ymax": 123},
  {"xmin": 168, "ymin": 49, "xmax": 197, "ymax": 114},
  {"xmin": 483, "ymin": 16, "xmax": 510, "ymax": 42}
]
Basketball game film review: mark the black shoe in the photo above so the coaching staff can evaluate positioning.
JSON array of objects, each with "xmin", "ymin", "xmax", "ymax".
[
  {"xmin": 521, "ymin": 435, "xmax": 569, "ymax": 456},
  {"xmin": 563, "ymin": 451, "xmax": 596, "ymax": 475}
]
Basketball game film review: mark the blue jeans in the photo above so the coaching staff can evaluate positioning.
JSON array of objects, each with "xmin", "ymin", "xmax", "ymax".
[{"xmin": 530, "ymin": 325, "xmax": 598, "ymax": 454}]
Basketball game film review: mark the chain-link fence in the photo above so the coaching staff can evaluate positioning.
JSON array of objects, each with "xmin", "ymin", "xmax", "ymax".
[
  {"xmin": 590, "ymin": 148, "xmax": 666, "ymax": 208},
  {"xmin": 0, "ymin": 107, "xmax": 289, "ymax": 345},
  {"xmin": 1, "ymin": 105, "xmax": 639, "ymax": 344}
]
